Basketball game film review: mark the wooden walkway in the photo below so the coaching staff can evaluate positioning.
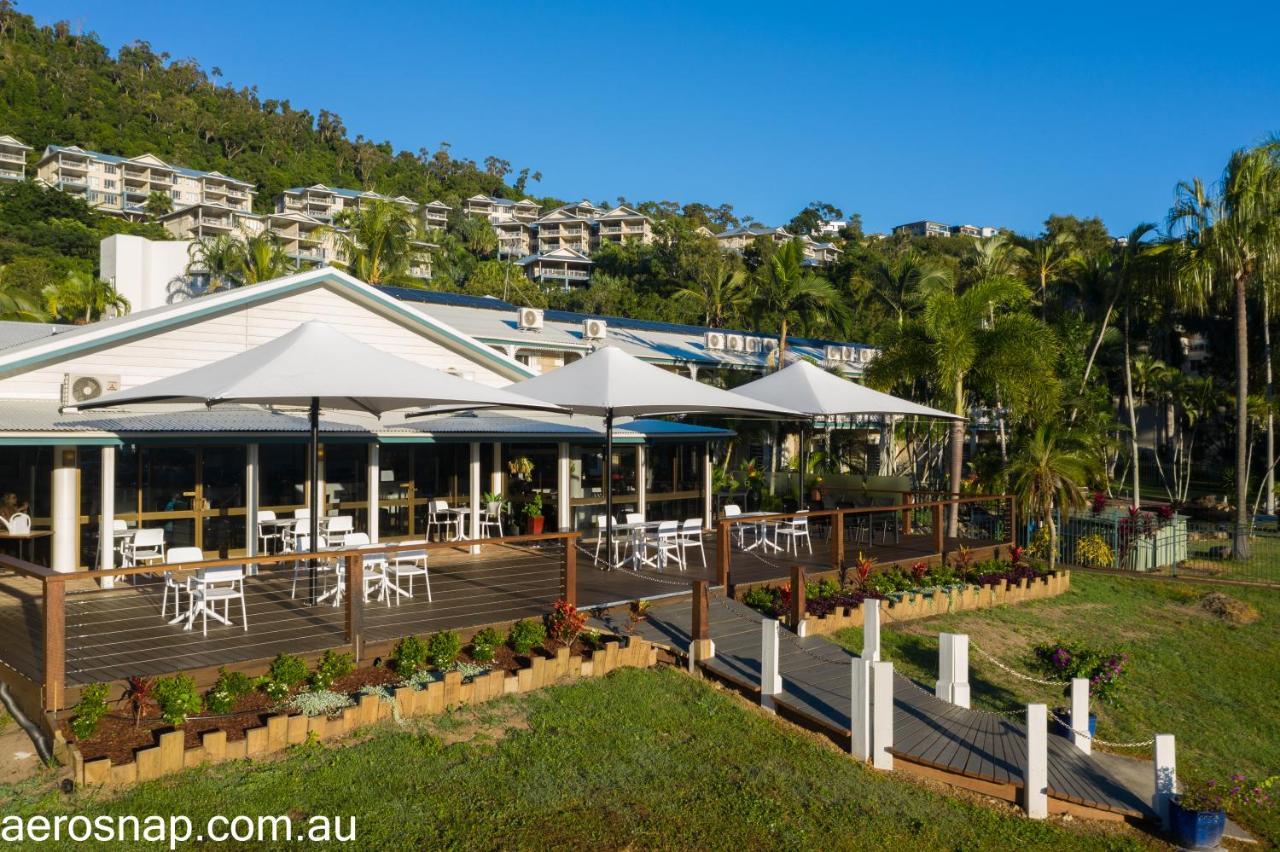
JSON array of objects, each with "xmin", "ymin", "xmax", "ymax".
[{"xmin": 603, "ymin": 593, "xmax": 1154, "ymax": 821}]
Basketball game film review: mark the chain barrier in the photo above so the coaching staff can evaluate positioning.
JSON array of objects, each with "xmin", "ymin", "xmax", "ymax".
[
  {"xmin": 969, "ymin": 642, "xmax": 1070, "ymax": 687},
  {"xmin": 1045, "ymin": 709, "xmax": 1155, "ymax": 749}
]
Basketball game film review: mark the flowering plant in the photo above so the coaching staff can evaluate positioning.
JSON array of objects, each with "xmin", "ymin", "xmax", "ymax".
[
  {"xmin": 908, "ymin": 561, "xmax": 930, "ymax": 584},
  {"xmin": 1033, "ymin": 641, "xmax": 1128, "ymax": 702},
  {"xmin": 547, "ymin": 599, "xmax": 587, "ymax": 648},
  {"xmin": 852, "ymin": 552, "xmax": 876, "ymax": 590},
  {"xmin": 1179, "ymin": 774, "xmax": 1277, "ymax": 813},
  {"xmin": 1091, "ymin": 491, "xmax": 1108, "ymax": 514}
]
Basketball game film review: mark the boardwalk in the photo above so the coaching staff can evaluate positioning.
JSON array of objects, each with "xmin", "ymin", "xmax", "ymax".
[{"xmin": 604, "ymin": 592, "xmax": 1154, "ymax": 820}]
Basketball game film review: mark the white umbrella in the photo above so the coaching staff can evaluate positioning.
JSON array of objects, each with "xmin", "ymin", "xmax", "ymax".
[
  {"xmin": 79, "ymin": 321, "xmax": 561, "ymax": 601},
  {"xmin": 501, "ymin": 345, "xmax": 799, "ymax": 564},
  {"xmin": 734, "ymin": 359, "xmax": 960, "ymax": 506}
]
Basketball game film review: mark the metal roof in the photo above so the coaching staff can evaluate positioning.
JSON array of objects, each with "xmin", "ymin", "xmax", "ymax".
[
  {"xmin": 0, "ymin": 321, "xmax": 73, "ymax": 351},
  {"xmin": 40, "ymin": 145, "xmax": 255, "ymax": 186}
]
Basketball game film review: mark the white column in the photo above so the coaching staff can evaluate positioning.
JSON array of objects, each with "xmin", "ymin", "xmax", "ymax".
[
  {"xmin": 1024, "ymin": 704, "xmax": 1049, "ymax": 818},
  {"xmin": 688, "ymin": 365, "xmax": 698, "ymax": 381},
  {"xmin": 469, "ymin": 442, "xmax": 481, "ymax": 554},
  {"xmin": 490, "ymin": 442, "xmax": 503, "ymax": 496},
  {"xmin": 862, "ymin": 599, "xmax": 881, "ymax": 662},
  {"xmin": 1153, "ymin": 734, "xmax": 1177, "ymax": 829},
  {"xmin": 366, "ymin": 443, "xmax": 379, "ymax": 544},
  {"xmin": 636, "ymin": 444, "xmax": 646, "ymax": 519},
  {"xmin": 557, "ymin": 442, "xmax": 571, "ymax": 532},
  {"xmin": 759, "ymin": 618, "xmax": 782, "ymax": 712},
  {"xmin": 936, "ymin": 633, "xmax": 970, "ymax": 709},
  {"xmin": 871, "ymin": 661, "xmax": 894, "ymax": 770},
  {"xmin": 1070, "ymin": 677, "xmax": 1091, "ymax": 755},
  {"xmin": 850, "ymin": 657, "xmax": 872, "ymax": 760},
  {"xmin": 98, "ymin": 446, "xmax": 115, "ymax": 587},
  {"xmin": 702, "ymin": 445, "xmax": 713, "ymax": 529},
  {"xmin": 51, "ymin": 446, "xmax": 77, "ymax": 573},
  {"xmin": 245, "ymin": 444, "xmax": 259, "ymax": 566}
]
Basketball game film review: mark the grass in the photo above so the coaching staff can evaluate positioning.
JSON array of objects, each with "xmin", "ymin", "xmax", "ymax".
[
  {"xmin": 830, "ymin": 572, "xmax": 1280, "ymax": 843},
  {"xmin": 1, "ymin": 668, "xmax": 1154, "ymax": 851}
]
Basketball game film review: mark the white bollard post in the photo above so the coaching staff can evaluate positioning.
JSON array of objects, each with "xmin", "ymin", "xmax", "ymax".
[
  {"xmin": 1153, "ymin": 734, "xmax": 1177, "ymax": 829},
  {"xmin": 850, "ymin": 658, "xmax": 872, "ymax": 761},
  {"xmin": 935, "ymin": 633, "xmax": 970, "ymax": 709},
  {"xmin": 862, "ymin": 598, "xmax": 881, "ymax": 662},
  {"xmin": 1024, "ymin": 704, "xmax": 1049, "ymax": 819},
  {"xmin": 1070, "ymin": 677, "xmax": 1091, "ymax": 755},
  {"xmin": 870, "ymin": 660, "xmax": 894, "ymax": 770},
  {"xmin": 760, "ymin": 618, "xmax": 782, "ymax": 712}
]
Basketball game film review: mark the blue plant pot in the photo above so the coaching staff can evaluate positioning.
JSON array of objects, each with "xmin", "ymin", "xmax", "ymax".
[
  {"xmin": 1170, "ymin": 799, "xmax": 1226, "ymax": 850},
  {"xmin": 1051, "ymin": 709, "xmax": 1097, "ymax": 739}
]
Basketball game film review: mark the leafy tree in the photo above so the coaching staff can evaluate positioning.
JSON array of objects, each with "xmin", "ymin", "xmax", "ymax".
[
  {"xmin": 239, "ymin": 233, "xmax": 292, "ymax": 284},
  {"xmin": 144, "ymin": 190, "xmax": 173, "ymax": 220},
  {"xmin": 186, "ymin": 234, "xmax": 246, "ymax": 292},
  {"xmin": 750, "ymin": 238, "xmax": 842, "ymax": 368},
  {"xmin": 861, "ymin": 251, "xmax": 950, "ymax": 329},
  {"xmin": 673, "ymin": 254, "xmax": 746, "ymax": 328},
  {"xmin": 0, "ymin": 276, "xmax": 44, "ymax": 321},
  {"xmin": 41, "ymin": 270, "xmax": 129, "ymax": 323},
  {"xmin": 334, "ymin": 200, "xmax": 418, "ymax": 285},
  {"xmin": 1022, "ymin": 232, "xmax": 1076, "ymax": 318},
  {"xmin": 1006, "ymin": 425, "xmax": 1097, "ymax": 572}
]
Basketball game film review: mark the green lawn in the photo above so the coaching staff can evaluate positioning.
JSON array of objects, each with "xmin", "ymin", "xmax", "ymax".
[
  {"xmin": 829, "ymin": 572, "xmax": 1280, "ymax": 844},
  {"xmin": 1, "ymin": 668, "xmax": 1154, "ymax": 851}
]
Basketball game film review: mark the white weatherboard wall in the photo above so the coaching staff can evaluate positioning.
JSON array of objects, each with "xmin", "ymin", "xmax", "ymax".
[{"xmin": 0, "ymin": 285, "xmax": 513, "ymax": 400}]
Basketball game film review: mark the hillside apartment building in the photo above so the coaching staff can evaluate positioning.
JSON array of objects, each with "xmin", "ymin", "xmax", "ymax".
[{"xmin": 0, "ymin": 135, "xmax": 33, "ymax": 183}]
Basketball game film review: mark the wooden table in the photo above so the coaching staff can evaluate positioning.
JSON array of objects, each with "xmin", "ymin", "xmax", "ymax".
[{"xmin": 0, "ymin": 529, "xmax": 52, "ymax": 562}]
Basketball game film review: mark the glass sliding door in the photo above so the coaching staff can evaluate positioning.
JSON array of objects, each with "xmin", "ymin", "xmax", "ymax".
[
  {"xmin": 645, "ymin": 442, "xmax": 705, "ymax": 523},
  {"xmin": 568, "ymin": 443, "xmax": 638, "ymax": 531}
]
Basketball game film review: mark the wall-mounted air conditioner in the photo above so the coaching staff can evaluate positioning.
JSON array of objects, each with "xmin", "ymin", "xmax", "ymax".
[
  {"xmin": 745, "ymin": 337, "xmax": 764, "ymax": 354},
  {"xmin": 725, "ymin": 334, "xmax": 745, "ymax": 352},
  {"xmin": 517, "ymin": 307, "xmax": 544, "ymax": 330},
  {"xmin": 859, "ymin": 348, "xmax": 876, "ymax": 363},
  {"xmin": 62, "ymin": 373, "xmax": 121, "ymax": 407},
  {"xmin": 824, "ymin": 345, "xmax": 844, "ymax": 362},
  {"xmin": 704, "ymin": 331, "xmax": 726, "ymax": 351},
  {"xmin": 582, "ymin": 318, "xmax": 607, "ymax": 340}
]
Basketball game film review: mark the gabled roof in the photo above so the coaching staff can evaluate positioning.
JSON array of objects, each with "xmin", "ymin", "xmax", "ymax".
[
  {"xmin": 717, "ymin": 224, "xmax": 788, "ymax": 239},
  {"xmin": 37, "ymin": 144, "xmax": 255, "ymax": 186},
  {"xmin": 268, "ymin": 210, "xmax": 326, "ymax": 226},
  {"xmin": 0, "ymin": 267, "xmax": 535, "ymax": 383},
  {"xmin": 535, "ymin": 208, "xmax": 591, "ymax": 225},
  {"xmin": 0, "ymin": 135, "xmax": 32, "ymax": 150},
  {"xmin": 517, "ymin": 247, "xmax": 593, "ymax": 266},
  {"xmin": 598, "ymin": 205, "xmax": 650, "ymax": 221},
  {"xmin": 422, "ymin": 200, "xmax": 452, "ymax": 210}
]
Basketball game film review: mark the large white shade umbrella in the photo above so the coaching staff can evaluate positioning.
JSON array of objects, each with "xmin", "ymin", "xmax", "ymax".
[
  {"xmin": 79, "ymin": 321, "xmax": 561, "ymax": 600},
  {"xmin": 734, "ymin": 359, "xmax": 960, "ymax": 507},
  {"xmin": 501, "ymin": 345, "xmax": 799, "ymax": 563}
]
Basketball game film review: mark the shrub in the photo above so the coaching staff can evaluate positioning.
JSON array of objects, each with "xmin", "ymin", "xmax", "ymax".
[
  {"xmin": 268, "ymin": 653, "xmax": 309, "ymax": 688},
  {"xmin": 547, "ymin": 599, "xmax": 586, "ymax": 648},
  {"xmin": 310, "ymin": 650, "xmax": 356, "ymax": 691},
  {"xmin": 508, "ymin": 618, "xmax": 546, "ymax": 655},
  {"xmin": 391, "ymin": 635, "xmax": 431, "ymax": 674},
  {"xmin": 69, "ymin": 683, "xmax": 110, "ymax": 740},
  {"xmin": 1179, "ymin": 773, "xmax": 1278, "ymax": 813},
  {"xmin": 287, "ymin": 689, "xmax": 354, "ymax": 718},
  {"xmin": 123, "ymin": 676, "xmax": 156, "ymax": 727},
  {"xmin": 153, "ymin": 674, "xmax": 203, "ymax": 726},
  {"xmin": 206, "ymin": 667, "xmax": 256, "ymax": 714},
  {"xmin": 1033, "ymin": 641, "xmax": 1128, "ymax": 702},
  {"xmin": 428, "ymin": 630, "xmax": 462, "ymax": 670},
  {"xmin": 469, "ymin": 627, "xmax": 502, "ymax": 663},
  {"xmin": 1075, "ymin": 533, "xmax": 1114, "ymax": 568},
  {"xmin": 741, "ymin": 585, "xmax": 784, "ymax": 617}
]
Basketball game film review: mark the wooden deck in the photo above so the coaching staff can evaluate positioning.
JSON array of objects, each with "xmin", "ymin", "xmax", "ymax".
[{"xmin": 606, "ymin": 592, "xmax": 1154, "ymax": 821}]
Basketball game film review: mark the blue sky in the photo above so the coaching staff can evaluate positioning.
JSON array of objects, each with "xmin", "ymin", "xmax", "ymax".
[{"xmin": 24, "ymin": 1, "xmax": 1280, "ymax": 234}]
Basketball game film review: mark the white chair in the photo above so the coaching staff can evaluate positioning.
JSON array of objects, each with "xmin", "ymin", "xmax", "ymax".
[
  {"xmin": 723, "ymin": 504, "xmax": 746, "ymax": 546},
  {"xmin": 678, "ymin": 518, "xmax": 707, "ymax": 568},
  {"xmin": 479, "ymin": 501, "xmax": 504, "ymax": 538},
  {"xmin": 650, "ymin": 520, "xmax": 684, "ymax": 571},
  {"xmin": 185, "ymin": 565, "xmax": 247, "ymax": 636},
  {"xmin": 162, "ymin": 546, "xmax": 203, "ymax": 622},
  {"xmin": 293, "ymin": 507, "xmax": 311, "ymax": 520},
  {"xmin": 288, "ymin": 528, "xmax": 314, "ymax": 599},
  {"xmin": 387, "ymin": 540, "xmax": 431, "ymax": 603},
  {"xmin": 321, "ymin": 515, "xmax": 354, "ymax": 548},
  {"xmin": 426, "ymin": 500, "xmax": 452, "ymax": 542},
  {"xmin": 1, "ymin": 512, "xmax": 31, "ymax": 535},
  {"xmin": 343, "ymin": 532, "xmax": 389, "ymax": 606},
  {"xmin": 592, "ymin": 515, "xmax": 626, "ymax": 567},
  {"xmin": 125, "ymin": 527, "xmax": 166, "ymax": 567},
  {"xmin": 775, "ymin": 511, "xmax": 813, "ymax": 555},
  {"xmin": 625, "ymin": 512, "xmax": 645, "ymax": 525},
  {"xmin": 256, "ymin": 510, "xmax": 279, "ymax": 554}
]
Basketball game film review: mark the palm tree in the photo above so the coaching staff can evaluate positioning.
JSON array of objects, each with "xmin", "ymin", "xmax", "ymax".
[
  {"xmin": 868, "ymin": 275, "xmax": 1059, "ymax": 535},
  {"xmin": 186, "ymin": 234, "xmax": 246, "ymax": 291},
  {"xmin": 674, "ymin": 255, "xmax": 747, "ymax": 327},
  {"xmin": 863, "ymin": 251, "xmax": 950, "ymax": 329},
  {"xmin": 751, "ymin": 238, "xmax": 841, "ymax": 368},
  {"xmin": 334, "ymin": 200, "xmax": 418, "ymax": 285},
  {"xmin": 41, "ymin": 271, "xmax": 129, "ymax": 324},
  {"xmin": 1006, "ymin": 425, "xmax": 1096, "ymax": 572},
  {"xmin": 239, "ymin": 234, "xmax": 292, "ymax": 284},
  {"xmin": 1167, "ymin": 143, "xmax": 1280, "ymax": 557},
  {"xmin": 0, "ymin": 278, "xmax": 44, "ymax": 321},
  {"xmin": 1023, "ymin": 232, "xmax": 1076, "ymax": 319}
]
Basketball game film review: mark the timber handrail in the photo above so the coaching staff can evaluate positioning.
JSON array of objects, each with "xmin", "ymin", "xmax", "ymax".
[{"xmin": 0, "ymin": 553, "xmax": 62, "ymax": 581}]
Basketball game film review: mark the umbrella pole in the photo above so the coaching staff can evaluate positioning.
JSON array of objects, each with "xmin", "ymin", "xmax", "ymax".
[
  {"xmin": 309, "ymin": 397, "xmax": 320, "ymax": 606},
  {"xmin": 799, "ymin": 423, "xmax": 808, "ymax": 510},
  {"xmin": 604, "ymin": 410, "xmax": 614, "ymax": 571}
]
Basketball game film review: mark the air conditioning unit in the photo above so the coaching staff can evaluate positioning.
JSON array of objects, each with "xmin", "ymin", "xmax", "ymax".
[
  {"xmin": 704, "ymin": 331, "xmax": 726, "ymax": 351},
  {"xmin": 582, "ymin": 318, "xmax": 607, "ymax": 341},
  {"xmin": 62, "ymin": 373, "xmax": 121, "ymax": 407},
  {"xmin": 824, "ymin": 345, "xmax": 844, "ymax": 362},
  {"xmin": 745, "ymin": 337, "xmax": 764, "ymax": 354},
  {"xmin": 859, "ymin": 348, "xmax": 876, "ymax": 363},
  {"xmin": 725, "ymin": 334, "xmax": 745, "ymax": 353},
  {"xmin": 763, "ymin": 338, "xmax": 778, "ymax": 351},
  {"xmin": 841, "ymin": 346, "xmax": 857, "ymax": 361},
  {"xmin": 517, "ymin": 307, "xmax": 544, "ymax": 330}
]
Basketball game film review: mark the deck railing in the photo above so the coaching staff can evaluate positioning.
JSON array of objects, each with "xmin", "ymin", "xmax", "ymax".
[{"xmin": 0, "ymin": 531, "xmax": 579, "ymax": 712}]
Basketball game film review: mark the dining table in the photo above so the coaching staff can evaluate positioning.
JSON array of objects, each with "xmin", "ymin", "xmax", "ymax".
[
  {"xmin": 611, "ymin": 519, "xmax": 663, "ymax": 570},
  {"xmin": 0, "ymin": 529, "xmax": 53, "ymax": 562},
  {"xmin": 735, "ymin": 511, "xmax": 782, "ymax": 553}
]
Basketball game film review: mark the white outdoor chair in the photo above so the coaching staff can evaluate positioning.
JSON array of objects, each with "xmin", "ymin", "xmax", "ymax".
[
  {"xmin": 321, "ymin": 515, "xmax": 354, "ymax": 548},
  {"xmin": 479, "ymin": 501, "xmax": 504, "ymax": 538},
  {"xmin": 185, "ymin": 565, "xmax": 247, "ymax": 636},
  {"xmin": 256, "ymin": 510, "xmax": 279, "ymax": 554},
  {"xmin": 293, "ymin": 507, "xmax": 311, "ymax": 520},
  {"xmin": 723, "ymin": 504, "xmax": 746, "ymax": 546},
  {"xmin": 592, "ymin": 515, "xmax": 626, "ymax": 566},
  {"xmin": 625, "ymin": 512, "xmax": 645, "ymax": 525},
  {"xmin": 125, "ymin": 527, "xmax": 166, "ymax": 567},
  {"xmin": 650, "ymin": 520, "xmax": 684, "ymax": 571},
  {"xmin": 678, "ymin": 518, "xmax": 707, "ymax": 568},
  {"xmin": 775, "ymin": 511, "xmax": 814, "ymax": 555},
  {"xmin": 161, "ymin": 546, "xmax": 203, "ymax": 622},
  {"xmin": 1, "ymin": 512, "xmax": 31, "ymax": 535},
  {"xmin": 426, "ymin": 500, "xmax": 453, "ymax": 542},
  {"xmin": 386, "ymin": 539, "xmax": 431, "ymax": 603},
  {"xmin": 343, "ymin": 532, "xmax": 390, "ymax": 606},
  {"xmin": 287, "ymin": 528, "xmax": 315, "ymax": 599}
]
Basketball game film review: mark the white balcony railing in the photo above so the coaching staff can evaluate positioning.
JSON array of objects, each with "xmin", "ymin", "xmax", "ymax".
[{"xmin": 0, "ymin": 152, "xmax": 25, "ymax": 164}]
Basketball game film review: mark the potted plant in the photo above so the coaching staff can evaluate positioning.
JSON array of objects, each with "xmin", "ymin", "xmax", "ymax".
[
  {"xmin": 521, "ymin": 492, "xmax": 545, "ymax": 534},
  {"xmin": 1171, "ymin": 773, "xmax": 1274, "ymax": 850},
  {"xmin": 808, "ymin": 475, "xmax": 825, "ymax": 504}
]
